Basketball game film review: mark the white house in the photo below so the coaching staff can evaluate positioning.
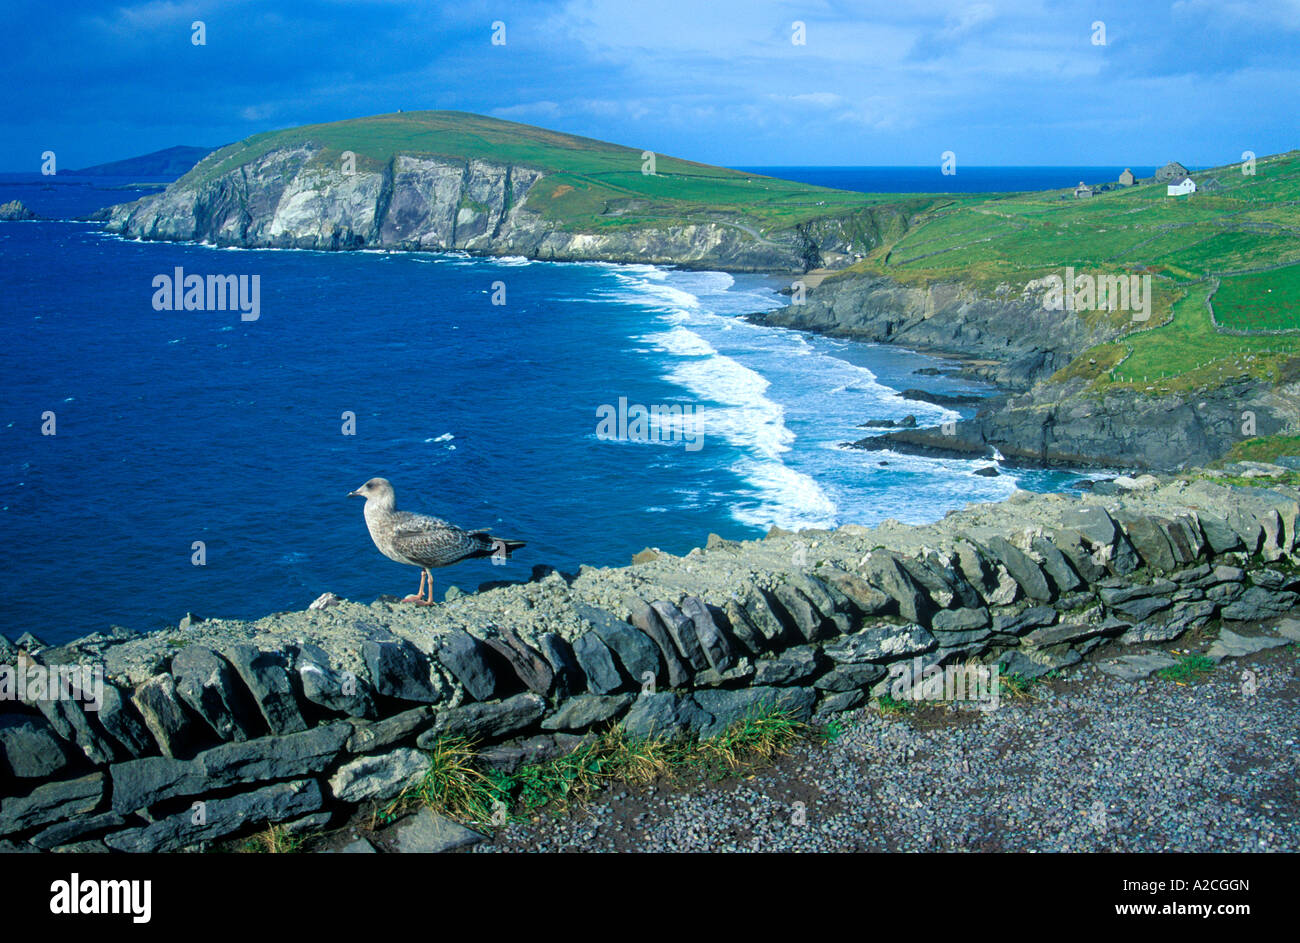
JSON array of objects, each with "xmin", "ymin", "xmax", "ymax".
[{"xmin": 1167, "ymin": 176, "xmax": 1197, "ymax": 196}]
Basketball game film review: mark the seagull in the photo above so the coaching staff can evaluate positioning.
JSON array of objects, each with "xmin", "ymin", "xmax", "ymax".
[{"xmin": 348, "ymin": 477, "xmax": 524, "ymax": 605}]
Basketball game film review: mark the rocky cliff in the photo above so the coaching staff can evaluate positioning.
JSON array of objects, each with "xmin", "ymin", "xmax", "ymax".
[
  {"xmin": 101, "ymin": 145, "xmax": 868, "ymax": 273},
  {"xmin": 753, "ymin": 273, "xmax": 1300, "ymax": 471}
]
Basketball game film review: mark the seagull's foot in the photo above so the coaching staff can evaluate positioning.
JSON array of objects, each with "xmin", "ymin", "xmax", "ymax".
[{"xmin": 402, "ymin": 594, "xmax": 434, "ymax": 607}]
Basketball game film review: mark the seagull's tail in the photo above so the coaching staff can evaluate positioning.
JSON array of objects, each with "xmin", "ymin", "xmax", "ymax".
[{"xmin": 471, "ymin": 534, "xmax": 525, "ymax": 560}]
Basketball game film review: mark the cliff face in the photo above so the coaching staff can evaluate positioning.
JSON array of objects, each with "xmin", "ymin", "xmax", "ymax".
[
  {"xmin": 753, "ymin": 273, "xmax": 1299, "ymax": 471},
  {"xmin": 103, "ymin": 146, "xmax": 851, "ymax": 272}
]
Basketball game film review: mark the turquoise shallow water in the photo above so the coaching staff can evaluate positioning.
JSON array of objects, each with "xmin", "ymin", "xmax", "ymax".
[{"xmin": 0, "ymin": 174, "xmax": 1082, "ymax": 644}]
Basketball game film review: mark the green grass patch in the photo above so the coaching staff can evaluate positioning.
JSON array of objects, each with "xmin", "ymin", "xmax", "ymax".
[
  {"xmin": 1156, "ymin": 652, "xmax": 1217, "ymax": 684},
  {"xmin": 1213, "ymin": 265, "xmax": 1300, "ymax": 332}
]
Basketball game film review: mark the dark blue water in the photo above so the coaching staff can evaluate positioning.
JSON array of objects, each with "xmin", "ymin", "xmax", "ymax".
[
  {"xmin": 735, "ymin": 166, "xmax": 1160, "ymax": 194},
  {"xmin": 1, "ymin": 173, "xmax": 1083, "ymax": 644}
]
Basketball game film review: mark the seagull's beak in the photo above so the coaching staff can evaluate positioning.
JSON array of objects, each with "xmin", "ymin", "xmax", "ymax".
[{"xmin": 347, "ymin": 490, "xmax": 361, "ymax": 498}]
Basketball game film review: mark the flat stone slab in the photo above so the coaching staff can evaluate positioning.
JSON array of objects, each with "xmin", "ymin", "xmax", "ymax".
[
  {"xmin": 1207, "ymin": 629, "xmax": 1289, "ymax": 662},
  {"xmin": 1273, "ymin": 618, "xmax": 1300, "ymax": 642},
  {"xmin": 391, "ymin": 807, "xmax": 485, "ymax": 853},
  {"xmin": 1096, "ymin": 653, "xmax": 1180, "ymax": 681}
]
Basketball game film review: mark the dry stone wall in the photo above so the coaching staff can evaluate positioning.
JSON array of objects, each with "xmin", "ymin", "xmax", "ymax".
[{"xmin": 2, "ymin": 476, "xmax": 1299, "ymax": 852}]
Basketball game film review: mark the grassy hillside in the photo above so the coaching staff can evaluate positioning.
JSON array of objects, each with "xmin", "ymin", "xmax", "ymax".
[
  {"xmin": 182, "ymin": 110, "xmax": 905, "ymax": 238},
  {"xmin": 833, "ymin": 150, "xmax": 1300, "ymax": 395}
]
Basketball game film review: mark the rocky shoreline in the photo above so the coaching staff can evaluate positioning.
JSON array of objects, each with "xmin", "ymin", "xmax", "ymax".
[{"xmin": 3, "ymin": 471, "xmax": 1299, "ymax": 852}]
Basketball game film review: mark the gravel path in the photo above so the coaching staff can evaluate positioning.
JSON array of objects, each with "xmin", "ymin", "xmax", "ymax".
[{"xmin": 475, "ymin": 644, "xmax": 1299, "ymax": 853}]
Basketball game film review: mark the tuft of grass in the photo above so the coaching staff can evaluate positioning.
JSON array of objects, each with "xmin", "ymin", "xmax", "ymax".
[
  {"xmin": 997, "ymin": 671, "xmax": 1047, "ymax": 701},
  {"xmin": 240, "ymin": 824, "xmax": 303, "ymax": 854},
  {"xmin": 1156, "ymin": 652, "xmax": 1218, "ymax": 684},
  {"xmin": 876, "ymin": 693, "xmax": 915, "ymax": 716},
  {"xmin": 696, "ymin": 709, "xmax": 806, "ymax": 778}
]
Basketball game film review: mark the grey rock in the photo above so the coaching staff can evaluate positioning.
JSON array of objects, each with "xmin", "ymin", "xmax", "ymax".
[
  {"xmin": 0, "ymin": 773, "xmax": 103, "ymax": 837},
  {"xmin": 1108, "ymin": 595, "xmax": 1174, "ymax": 621},
  {"xmin": 361, "ymin": 638, "xmax": 444, "ymax": 705},
  {"xmin": 436, "ymin": 632, "xmax": 498, "ymax": 701},
  {"xmin": 339, "ymin": 837, "xmax": 377, "ymax": 853},
  {"xmin": 0, "ymin": 714, "xmax": 70, "ymax": 779},
  {"xmin": 680, "ymin": 596, "xmax": 739, "ymax": 671},
  {"xmin": 1207, "ymin": 629, "xmax": 1289, "ymax": 662},
  {"xmin": 1031, "ymin": 537, "xmax": 1085, "ymax": 593},
  {"xmin": 627, "ymin": 597, "xmax": 693, "ymax": 684},
  {"xmin": 984, "ymin": 536, "xmax": 1053, "ymax": 602},
  {"xmin": 328, "ymin": 747, "xmax": 430, "ymax": 803},
  {"xmin": 293, "ymin": 643, "xmax": 378, "ymax": 718},
  {"xmin": 860, "ymin": 552, "xmax": 935, "ymax": 623},
  {"xmin": 1023, "ymin": 622, "xmax": 1114, "ymax": 648},
  {"xmin": 621, "ymin": 692, "xmax": 713, "ymax": 741},
  {"xmin": 719, "ymin": 598, "xmax": 767, "ymax": 657},
  {"xmin": 738, "ymin": 587, "xmax": 791, "ymax": 646},
  {"xmin": 1097, "ymin": 653, "xmax": 1180, "ymax": 681},
  {"xmin": 577, "ymin": 603, "xmax": 662, "ymax": 683},
  {"xmin": 96, "ymin": 683, "xmax": 155, "ymax": 759},
  {"xmin": 1049, "ymin": 530, "xmax": 1108, "ymax": 583},
  {"xmin": 103, "ymin": 778, "xmax": 323, "ymax": 852},
  {"xmin": 481, "ymin": 629, "xmax": 555, "ymax": 696},
  {"xmin": 570, "ymin": 633, "xmax": 623, "ymax": 694},
  {"xmin": 693, "ymin": 659, "xmax": 755, "ymax": 687},
  {"xmin": 131, "ymin": 673, "xmax": 203, "ymax": 757},
  {"xmin": 1272, "ymin": 618, "xmax": 1300, "ymax": 642},
  {"xmin": 786, "ymin": 572, "xmax": 854, "ymax": 633},
  {"xmin": 815, "ymin": 689, "xmax": 865, "ymax": 717},
  {"xmin": 535, "ymin": 632, "xmax": 583, "ymax": 699},
  {"xmin": 1118, "ymin": 514, "xmax": 1178, "ymax": 572},
  {"xmin": 694, "ymin": 686, "xmax": 816, "ymax": 738},
  {"xmin": 171, "ymin": 646, "xmax": 254, "ymax": 740},
  {"xmin": 752, "ymin": 645, "xmax": 822, "ymax": 685},
  {"xmin": 391, "ymin": 807, "xmax": 485, "ymax": 853},
  {"xmin": 825, "ymin": 622, "xmax": 937, "ymax": 664},
  {"xmin": 813, "ymin": 663, "xmax": 887, "ymax": 692},
  {"xmin": 541, "ymin": 694, "xmax": 634, "ymax": 731},
  {"xmin": 931, "ymin": 607, "xmax": 991, "ymax": 633},
  {"xmin": 417, "ymin": 693, "xmax": 546, "ymax": 745},
  {"xmin": 30, "ymin": 811, "xmax": 128, "ymax": 850},
  {"xmin": 771, "ymin": 582, "xmax": 835, "ymax": 642},
  {"xmin": 1196, "ymin": 511, "xmax": 1245, "ymax": 553},
  {"xmin": 992, "ymin": 605, "xmax": 1058, "ymax": 635},
  {"xmin": 346, "ymin": 707, "xmax": 433, "ymax": 754},
  {"xmin": 816, "ymin": 566, "xmax": 892, "ymax": 616},
  {"xmin": 225, "ymin": 646, "xmax": 309, "ymax": 734},
  {"xmin": 650, "ymin": 600, "xmax": 709, "ymax": 670},
  {"xmin": 478, "ymin": 733, "xmax": 591, "ymax": 773},
  {"xmin": 1099, "ymin": 579, "xmax": 1177, "ymax": 606},
  {"xmin": 1220, "ymin": 587, "xmax": 1299, "ymax": 622}
]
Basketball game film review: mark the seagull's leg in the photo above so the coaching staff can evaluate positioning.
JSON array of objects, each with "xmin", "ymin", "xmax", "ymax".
[
  {"xmin": 404, "ymin": 569, "xmax": 427, "ymax": 605},
  {"xmin": 422, "ymin": 568, "xmax": 435, "ymax": 606}
]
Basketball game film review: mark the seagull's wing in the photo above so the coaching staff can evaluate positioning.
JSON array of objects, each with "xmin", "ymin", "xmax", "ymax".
[{"xmin": 389, "ymin": 511, "xmax": 497, "ymax": 567}]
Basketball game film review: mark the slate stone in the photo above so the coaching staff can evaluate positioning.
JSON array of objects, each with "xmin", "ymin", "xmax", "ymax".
[
  {"xmin": 225, "ymin": 646, "xmax": 309, "ymax": 733},
  {"xmin": 392, "ymin": 807, "xmax": 485, "ymax": 853},
  {"xmin": 694, "ymin": 686, "xmax": 817, "ymax": 738},
  {"xmin": 339, "ymin": 838, "xmax": 376, "ymax": 853},
  {"xmin": 111, "ymin": 722, "xmax": 351, "ymax": 812},
  {"xmin": 621, "ymin": 692, "xmax": 713, "ymax": 741},
  {"xmin": 996, "ymin": 648, "xmax": 1077, "ymax": 680},
  {"xmin": 576, "ymin": 603, "xmax": 661, "ymax": 683},
  {"xmin": 720, "ymin": 598, "xmax": 767, "ymax": 657},
  {"xmin": 1108, "ymin": 595, "xmax": 1174, "ymax": 621},
  {"xmin": 627, "ymin": 597, "xmax": 693, "ymax": 684},
  {"xmin": 1226, "ymin": 507, "xmax": 1265, "ymax": 554},
  {"xmin": 436, "ymin": 632, "xmax": 498, "ymax": 701},
  {"xmin": 693, "ymin": 659, "xmax": 755, "ymax": 687},
  {"xmin": 131, "ymin": 673, "xmax": 203, "ymax": 757},
  {"xmin": 570, "ymin": 633, "xmax": 623, "ymax": 694},
  {"xmin": 738, "ymin": 587, "xmax": 791, "ymax": 646},
  {"xmin": 1196, "ymin": 511, "xmax": 1245, "ymax": 554},
  {"xmin": 1049, "ymin": 530, "xmax": 1108, "ymax": 583},
  {"xmin": 1221, "ymin": 587, "xmax": 1299, "ymax": 622},
  {"xmin": 1252, "ymin": 568, "xmax": 1300, "ymax": 592},
  {"xmin": 650, "ymin": 600, "xmax": 709, "ymax": 670},
  {"xmin": 860, "ymin": 552, "xmax": 935, "ymax": 623},
  {"xmin": 481, "ymin": 629, "xmax": 554, "ymax": 696},
  {"xmin": 361, "ymin": 638, "xmax": 443, "ymax": 705},
  {"xmin": 541, "ymin": 694, "xmax": 634, "ymax": 731},
  {"xmin": 984, "ymin": 536, "xmax": 1053, "ymax": 602},
  {"xmin": 1031, "ymin": 537, "xmax": 1085, "ymax": 593},
  {"xmin": 1272, "ymin": 618, "xmax": 1300, "ymax": 642},
  {"xmin": 1097, "ymin": 653, "xmax": 1180, "ymax": 681},
  {"xmin": 931, "ymin": 607, "xmax": 991, "ymax": 633},
  {"xmin": 825, "ymin": 623, "xmax": 937, "ymax": 665},
  {"xmin": 30, "ymin": 811, "xmax": 128, "ymax": 850},
  {"xmin": 1023, "ymin": 622, "xmax": 1114, "ymax": 648},
  {"xmin": 952, "ymin": 539, "xmax": 1003, "ymax": 601},
  {"xmin": 417, "ymin": 693, "xmax": 546, "ymax": 745},
  {"xmin": 1099, "ymin": 579, "xmax": 1177, "ymax": 606},
  {"xmin": 103, "ymin": 778, "xmax": 323, "ymax": 853},
  {"xmin": 1160, "ymin": 515, "xmax": 1205, "ymax": 566},
  {"xmin": 171, "ymin": 646, "xmax": 254, "ymax": 740},
  {"xmin": 815, "ymin": 567, "xmax": 891, "ymax": 616},
  {"xmin": 328, "ymin": 747, "xmax": 429, "ymax": 804},
  {"xmin": 787, "ymin": 572, "xmax": 854, "ymax": 633},
  {"xmin": 680, "ymin": 596, "xmax": 739, "ymax": 671},
  {"xmin": 96, "ymin": 683, "xmax": 154, "ymax": 759},
  {"xmin": 813, "ymin": 663, "xmax": 887, "ymax": 693},
  {"xmin": 0, "ymin": 773, "xmax": 103, "ymax": 837},
  {"xmin": 346, "ymin": 707, "xmax": 433, "ymax": 754},
  {"xmin": 478, "ymin": 733, "xmax": 591, "ymax": 773},
  {"xmin": 992, "ymin": 605, "xmax": 1058, "ymax": 635},
  {"xmin": 815, "ymin": 689, "xmax": 865, "ymax": 717},
  {"xmin": 771, "ymin": 582, "xmax": 836, "ymax": 642},
  {"xmin": 1207, "ymin": 629, "xmax": 1289, "ymax": 662},
  {"xmin": 293, "ymin": 643, "xmax": 378, "ymax": 719},
  {"xmin": 1117, "ymin": 514, "xmax": 1178, "ymax": 572},
  {"xmin": 0, "ymin": 714, "xmax": 70, "ymax": 779},
  {"xmin": 752, "ymin": 645, "xmax": 822, "ymax": 685},
  {"xmin": 535, "ymin": 633, "xmax": 583, "ymax": 699}
]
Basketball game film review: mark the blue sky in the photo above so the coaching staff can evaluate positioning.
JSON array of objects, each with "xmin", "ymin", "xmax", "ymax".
[{"xmin": 5, "ymin": 0, "xmax": 1298, "ymax": 170}]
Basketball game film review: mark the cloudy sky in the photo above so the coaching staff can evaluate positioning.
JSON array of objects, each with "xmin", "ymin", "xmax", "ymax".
[{"xmin": 5, "ymin": 0, "xmax": 1298, "ymax": 170}]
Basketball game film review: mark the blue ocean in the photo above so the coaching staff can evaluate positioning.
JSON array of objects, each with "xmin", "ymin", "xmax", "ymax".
[{"xmin": 0, "ymin": 171, "xmax": 1088, "ymax": 645}]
